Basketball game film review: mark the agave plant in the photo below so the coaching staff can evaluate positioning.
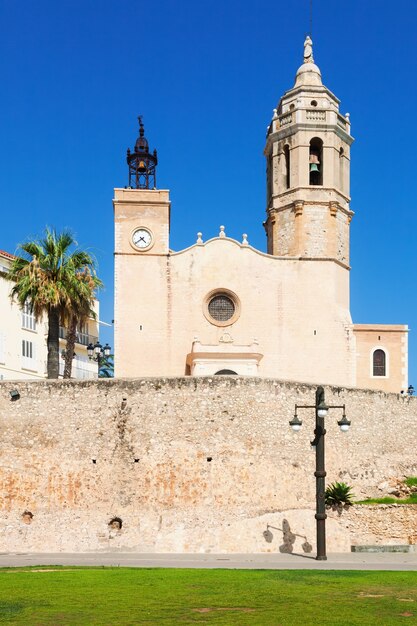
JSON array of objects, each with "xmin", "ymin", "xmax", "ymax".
[{"xmin": 325, "ymin": 482, "xmax": 355, "ymax": 507}]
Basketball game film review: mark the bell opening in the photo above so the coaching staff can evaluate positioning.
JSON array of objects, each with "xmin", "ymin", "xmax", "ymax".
[{"xmin": 309, "ymin": 138, "xmax": 323, "ymax": 185}]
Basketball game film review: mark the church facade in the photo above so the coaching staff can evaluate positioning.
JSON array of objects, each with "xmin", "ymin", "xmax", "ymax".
[{"xmin": 114, "ymin": 39, "xmax": 408, "ymax": 393}]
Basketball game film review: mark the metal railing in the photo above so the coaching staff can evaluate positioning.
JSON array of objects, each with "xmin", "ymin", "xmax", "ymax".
[
  {"xmin": 59, "ymin": 360, "xmax": 97, "ymax": 380},
  {"xmin": 59, "ymin": 326, "xmax": 98, "ymax": 347}
]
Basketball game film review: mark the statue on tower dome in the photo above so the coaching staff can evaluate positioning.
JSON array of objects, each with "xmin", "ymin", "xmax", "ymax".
[{"xmin": 303, "ymin": 35, "xmax": 314, "ymax": 63}]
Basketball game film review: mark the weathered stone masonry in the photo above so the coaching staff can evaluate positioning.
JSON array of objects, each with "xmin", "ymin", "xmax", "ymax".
[{"xmin": 0, "ymin": 377, "xmax": 416, "ymax": 552}]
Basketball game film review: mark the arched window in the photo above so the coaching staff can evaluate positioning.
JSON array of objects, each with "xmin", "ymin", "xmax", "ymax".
[
  {"xmin": 339, "ymin": 147, "xmax": 344, "ymax": 192},
  {"xmin": 373, "ymin": 349, "xmax": 386, "ymax": 377},
  {"xmin": 309, "ymin": 138, "xmax": 323, "ymax": 185},
  {"xmin": 215, "ymin": 369, "xmax": 238, "ymax": 375},
  {"xmin": 284, "ymin": 144, "xmax": 290, "ymax": 189}
]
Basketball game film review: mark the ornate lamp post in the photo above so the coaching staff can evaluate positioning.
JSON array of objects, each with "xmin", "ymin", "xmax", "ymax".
[
  {"xmin": 87, "ymin": 341, "xmax": 111, "ymax": 376},
  {"xmin": 289, "ymin": 386, "xmax": 351, "ymax": 560}
]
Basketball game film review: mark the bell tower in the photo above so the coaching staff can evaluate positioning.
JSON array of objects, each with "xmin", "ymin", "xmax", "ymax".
[
  {"xmin": 114, "ymin": 117, "xmax": 170, "ymax": 378},
  {"xmin": 127, "ymin": 116, "xmax": 158, "ymax": 189},
  {"xmin": 264, "ymin": 37, "xmax": 354, "ymax": 266}
]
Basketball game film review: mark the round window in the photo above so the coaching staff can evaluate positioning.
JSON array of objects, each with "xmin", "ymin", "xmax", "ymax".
[
  {"xmin": 204, "ymin": 289, "xmax": 240, "ymax": 326},
  {"xmin": 208, "ymin": 294, "xmax": 235, "ymax": 322}
]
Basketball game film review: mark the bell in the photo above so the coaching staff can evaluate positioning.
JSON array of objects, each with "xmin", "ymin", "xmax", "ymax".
[
  {"xmin": 138, "ymin": 160, "xmax": 146, "ymax": 172},
  {"xmin": 310, "ymin": 163, "xmax": 320, "ymax": 173}
]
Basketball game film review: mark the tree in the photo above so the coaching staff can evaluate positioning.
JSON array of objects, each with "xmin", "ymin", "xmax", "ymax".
[
  {"xmin": 98, "ymin": 353, "xmax": 114, "ymax": 378},
  {"xmin": 5, "ymin": 228, "xmax": 102, "ymax": 379},
  {"xmin": 62, "ymin": 267, "xmax": 103, "ymax": 379}
]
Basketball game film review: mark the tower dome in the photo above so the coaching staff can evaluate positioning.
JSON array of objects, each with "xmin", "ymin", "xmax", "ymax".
[
  {"xmin": 294, "ymin": 36, "xmax": 322, "ymax": 86},
  {"xmin": 135, "ymin": 118, "xmax": 149, "ymax": 152}
]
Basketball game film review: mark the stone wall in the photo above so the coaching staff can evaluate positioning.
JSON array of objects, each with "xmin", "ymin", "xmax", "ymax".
[{"xmin": 0, "ymin": 376, "xmax": 416, "ymax": 553}]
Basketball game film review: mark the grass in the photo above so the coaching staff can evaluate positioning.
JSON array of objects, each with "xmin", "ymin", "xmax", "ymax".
[
  {"xmin": 356, "ymin": 495, "xmax": 417, "ymax": 505},
  {"xmin": 357, "ymin": 476, "xmax": 417, "ymax": 505},
  {"xmin": 0, "ymin": 567, "xmax": 416, "ymax": 625}
]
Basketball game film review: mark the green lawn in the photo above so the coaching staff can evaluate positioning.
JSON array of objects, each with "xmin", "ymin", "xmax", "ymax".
[{"xmin": 0, "ymin": 567, "xmax": 416, "ymax": 625}]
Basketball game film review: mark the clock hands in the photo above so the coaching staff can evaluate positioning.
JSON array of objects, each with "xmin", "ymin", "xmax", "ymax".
[{"xmin": 132, "ymin": 228, "xmax": 152, "ymax": 249}]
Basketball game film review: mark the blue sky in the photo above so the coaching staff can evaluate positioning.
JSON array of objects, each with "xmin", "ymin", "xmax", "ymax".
[{"xmin": 0, "ymin": 0, "xmax": 416, "ymax": 386}]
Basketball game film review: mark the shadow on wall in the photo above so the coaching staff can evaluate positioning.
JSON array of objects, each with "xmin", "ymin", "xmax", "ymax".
[{"xmin": 263, "ymin": 519, "xmax": 313, "ymax": 554}]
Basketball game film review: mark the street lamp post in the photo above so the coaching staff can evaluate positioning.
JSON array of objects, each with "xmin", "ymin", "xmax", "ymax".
[
  {"xmin": 87, "ymin": 341, "xmax": 111, "ymax": 377},
  {"xmin": 289, "ymin": 386, "xmax": 351, "ymax": 560}
]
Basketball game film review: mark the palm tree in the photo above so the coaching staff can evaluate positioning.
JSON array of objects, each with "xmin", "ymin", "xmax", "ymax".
[
  {"xmin": 98, "ymin": 353, "xmax": 114, "ymax": 378},
  {"xmin": 6, "ymin": 228, "xmax": 102, "ymax": 379},
  {"xmin": 62, "ymin": 267, "xmax": 102, "ymax": 379}
]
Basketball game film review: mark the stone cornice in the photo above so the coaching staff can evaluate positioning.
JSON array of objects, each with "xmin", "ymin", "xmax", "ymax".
[
  {"xmin": 116, "ymin": 241, "xmax": 350, "ymax": 269},
  {"xmin": 267, "ymin": 199, "xmax": 354, "ymax": 220},
  {"xmin": 269, "ymin": 185, "xmax": 352, "ymax": 204},
  {"xmin": 280, "ymin": 83, "xmax": 340, "ymax": 104},
  {"xmin": 265, "ymin": 122, "xmax": 354, "ymax": 148}
]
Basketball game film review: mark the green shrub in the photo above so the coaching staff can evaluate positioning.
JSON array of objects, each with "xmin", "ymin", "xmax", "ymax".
[
  {"xmin": 325, "ymin": 482, "xmax": 355, "ymax": 507},
  {"xmin": 404, "ymin": 476, "xmax": 417, "ymax": 488}
]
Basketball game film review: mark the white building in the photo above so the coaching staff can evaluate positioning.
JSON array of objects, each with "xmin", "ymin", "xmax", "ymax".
[{"xmin": 0, "ymin": 249, "xmax": 99, "ymax": 381}]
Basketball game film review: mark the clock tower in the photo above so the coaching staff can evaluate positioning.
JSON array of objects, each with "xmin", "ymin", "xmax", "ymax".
[{"xmin": 113, "ymin": 118, "xmax": 171, "ymax": 377}]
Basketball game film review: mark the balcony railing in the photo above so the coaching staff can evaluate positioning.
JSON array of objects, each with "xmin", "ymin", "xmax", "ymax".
[
  {"xmin": 279, "ymin": 112, "xmax": 293, "ymax": 127},
  {"xmin": 59, "ymin": 360, "xmax": 97, "ymax": 380},
  {"xmin": 59, "ymin": 326, "xmax": 98, "ymax": 347},
  {"xmin": 337, "ymin": 114, "xmax": 348, "ymax": 129},
  {"xmin": 306, "ymin": 109, "xmax": 326, "ymax": 122}
]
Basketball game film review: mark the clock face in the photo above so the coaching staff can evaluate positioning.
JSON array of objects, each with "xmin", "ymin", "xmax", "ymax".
[{"xmin": 132, "ymin": 228, "xmax": 153, "ymax": 250}]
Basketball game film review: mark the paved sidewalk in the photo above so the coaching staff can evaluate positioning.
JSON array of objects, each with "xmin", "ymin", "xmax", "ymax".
[{"xmin": 0, "ymin": 552, "xmax": 416, "ymax": 571}]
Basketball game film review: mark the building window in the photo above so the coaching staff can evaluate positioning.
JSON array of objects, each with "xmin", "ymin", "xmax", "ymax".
[
  {"xmin": 204, "ymin": 289, "xmax": 241, "ymax": 327},
  {"xmin": 22, "ymin": 301, "xmax": 36, "ymax": 331},
  {"xmin": 339, "ymin": 147, "xmax": 344, "ymax": 193},
  {"xmin": 22, "ymin": 339, "xmax": 36, "ymax": 370},
  {"xmin": 373, "ymin": 349, "xmax": 386, "ymax": 377},
  {"xmin": 76, "ymin": 322, "xmax": 89, "ymax": 345},
  {"xmin": 309, "ymin": 137, "xmax": 323, "ymax": 185},
  {"xmin": 284, "ymin": 144, "xmax": 290, "ymax": 189},
  {"xmin": 208, "ymin": 295, "xmax": 235, "ymax": 322}
]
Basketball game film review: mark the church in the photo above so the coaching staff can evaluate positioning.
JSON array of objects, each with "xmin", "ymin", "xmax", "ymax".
[{"xmin": 113, "ymin": 38, "xmax": 408, "ymax": 393}]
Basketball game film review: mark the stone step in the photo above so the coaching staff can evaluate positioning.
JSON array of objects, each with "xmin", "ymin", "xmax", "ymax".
[{"xmin": 351, "ymin": 545, "xmax": 416, "ymax": 553}]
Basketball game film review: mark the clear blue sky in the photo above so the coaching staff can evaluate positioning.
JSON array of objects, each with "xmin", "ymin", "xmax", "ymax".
[{"xmin": 1, "ymin": 0, "xmax": 415, "ymax": 386}]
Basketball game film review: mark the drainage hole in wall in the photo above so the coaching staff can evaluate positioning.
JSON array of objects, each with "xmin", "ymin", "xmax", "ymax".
[
  {"xmin": 92, "ymin": 459, "xmax": 97, "ymax": 464},
  {"xmin": 22, "ymin": 511, "xmax": 33, "ymax": 525},
  {"xmin": 134, "ymin": 458, "xmax": 140, "ymax": 463},
  {"xmin": 109, "ymin": 517, "xmax": 122, "ymax": 530},
  {"xmin": 207, "ymin": 457, "xmax": 213, "ymax": 462}
]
